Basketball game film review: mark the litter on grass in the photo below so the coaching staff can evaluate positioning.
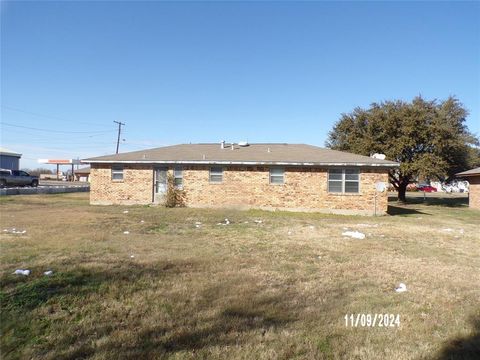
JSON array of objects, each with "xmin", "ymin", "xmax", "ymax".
[
  {"xmin": 395, "ymin": 283, "xmax": 407, "ymax": 293},
  {"xmin": 44, "ymin": 270, "xmax": 53, "ymax": 276},
  {"xmin": 130, "ymin": 255, "xmax": 135, "ymax": 258},
  {"xmin": 342, "ymin": 231, "xmax": 366, "ymax": 239},
  {"xmin": 13, "ymin": 269, "xmax": 30, "ymax": 276},
  {"xmin": 140, "ymin": 220, "xmax": 145, "ymax": 223},
  {"xmin": 308, "ymin": 225, "xmax": 315, "ymax": 230},
  {"xmin": 123, "ymin": 231, "xmax": 130, "ymax": 235},
  {"xmin": 195, "ymin": 222, "xmax": 202, "ymax": 225},
  {"xmin": 442, "ymin": 228, "xmax": 453, "ymax": 232},
  {"xmin": 3, "ymin": 228, "xmax": 27, "ymax": 234},
  {"xmin": 123, "ymin": 210, "xmax": 129, "ymax": 214},
  {"xmin": 254, "ymin": 220, "xmax": 263, "ymax": 224},
  {"xmin": 217, "ymin": 218, "xmax": 231, "ymax": 226}
]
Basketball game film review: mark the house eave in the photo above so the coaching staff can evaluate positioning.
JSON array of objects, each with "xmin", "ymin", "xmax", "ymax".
[{"xmin": 81, "ymin": 159, "xmax": 399, "ymax": 168}]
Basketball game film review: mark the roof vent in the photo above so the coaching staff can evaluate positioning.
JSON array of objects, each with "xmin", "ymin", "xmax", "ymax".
[
  {"xmin": 220, "ymin": 140, "xmax": 225, "ymax": 149},
  {"xmin": 371, "ymin": 153, "xmax": 386, "ymax": 160},
  {"xmin": 267, "ymin": 147, "xmax": 271, "ymax": 153},
  {"xmin": 238, "ymin": 141, "xmax": 249, "ymax": 147},
  {"xmin": 231, "ymin": 144, "xmax": 234, "ymax": 150}
]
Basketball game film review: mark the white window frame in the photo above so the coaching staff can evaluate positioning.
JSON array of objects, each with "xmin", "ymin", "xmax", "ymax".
[
  {"xmin": 111, "ymin": 165, "xmax": 124, "ymax": 181},
  {"xmin": 269, "ymin": 167, "xmax": 285, "ymax": 185},
  {"xmin": 173, "ymin": 167, "xmax": 183, "ymax": 189},
  {"xmin": 209, "ymin": 167, "xmax": 223, "ymax": 183},
  {"xmin": 328, "ymin": 168, "xmax": 360, "ymax": 194}
]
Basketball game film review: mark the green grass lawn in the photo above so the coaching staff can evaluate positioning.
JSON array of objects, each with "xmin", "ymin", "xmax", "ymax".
[{"xmin": 1, "ymin": 193, "xmax": 479, "ymax": 359}]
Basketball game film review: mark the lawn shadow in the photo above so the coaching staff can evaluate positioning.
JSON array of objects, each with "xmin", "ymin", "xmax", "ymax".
[
  {"xmin": 405, "ymin": 196, "xmax": 469, "ymax": 208},
  {"xmin": 433, "ymin": 317, "xmax": 480, "ymax": 360},
  {"xmin": 0, "ymin": 260, "xmax": 201, "ymax": 358},
  {"xmin": 92, "ymin": 281, "xmax": 299, "ymax": 358},
  {"xmin": 387, "ymin": 205, "xmax": 428, "ymax": 216}
]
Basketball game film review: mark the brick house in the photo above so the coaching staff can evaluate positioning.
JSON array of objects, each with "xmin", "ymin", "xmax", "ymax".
[
  {"xmin": 456, "ymin": 167, "xmax": 480, "ymax": 210},
  {"xmin": 82, "ymin": 143, "xmax": 399, "ymax": 215}
]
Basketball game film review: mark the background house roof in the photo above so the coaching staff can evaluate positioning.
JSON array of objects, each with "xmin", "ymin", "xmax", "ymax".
[
  {"xmin": 83, "ymin": 143, "xmax": 399, "ymax": 167},
  {"xmin": 0, "ymin": 147, "xmax": 22, "ymax": 157},
  {"xmin": 456, "ymin": 167, "xmax": 480, "ymax": 177},
  {"xmin": 75, "ymin": 166, "xmax": 91, "ymax": 174}
]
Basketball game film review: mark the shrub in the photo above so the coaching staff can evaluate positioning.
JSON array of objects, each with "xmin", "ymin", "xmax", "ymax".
[{"xmin": 164, "ymin": 173, "xmax": 185, "ymax": 208}]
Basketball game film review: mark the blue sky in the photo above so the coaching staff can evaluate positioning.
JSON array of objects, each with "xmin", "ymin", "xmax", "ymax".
[{"xmin": 1, "ymin": 1, "xmax": 479, "ymax": 170}]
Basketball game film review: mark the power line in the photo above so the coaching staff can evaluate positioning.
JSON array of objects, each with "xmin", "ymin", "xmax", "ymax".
[
  {"xmin": 0, "ymin": 122, "xmax": 115, "ymax": 134},
  {"xmin": 1, "ymin": 105, "xmax": 112, "ymax": 128}
]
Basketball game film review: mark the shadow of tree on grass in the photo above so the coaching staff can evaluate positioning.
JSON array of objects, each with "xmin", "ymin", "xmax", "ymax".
[{"xmin": 434, "ymin": 317, "xmax": 480, "ymax": 360}]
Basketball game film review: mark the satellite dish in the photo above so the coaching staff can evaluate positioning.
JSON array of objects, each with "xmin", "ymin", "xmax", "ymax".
[{"xmin": 375, "ymin": 182, "xmax": 386, "ymax": 192}]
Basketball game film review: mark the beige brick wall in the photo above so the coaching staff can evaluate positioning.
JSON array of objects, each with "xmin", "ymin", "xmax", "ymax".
[
  {"xmin": 90, "ymin": 164, "xmax": 389, "ymax": 215},
  {"xmin": 90, "ymin": 164, "xmax": 153, "ymax": 205},
  {"xmin": 467, "ymin": 176, "xmax": 480, "ymax": 210},
  {"xmin": 182, "ymin": 166, "xmax": 389, "ymax": 215}
]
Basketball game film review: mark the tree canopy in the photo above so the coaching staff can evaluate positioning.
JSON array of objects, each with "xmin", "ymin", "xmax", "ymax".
[{"xmin": 326, "ymin": 96, "xmax": 479, "ymax": 201}]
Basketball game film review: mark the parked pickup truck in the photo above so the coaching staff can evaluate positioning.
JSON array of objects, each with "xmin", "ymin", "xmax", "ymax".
[{"xmin": 0, "ymin": 169, "xmax": 39, "ymax": 188}]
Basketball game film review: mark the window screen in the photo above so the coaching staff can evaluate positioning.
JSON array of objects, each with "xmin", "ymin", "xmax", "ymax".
[
  {"xmin": 328, "ymin": 169, "xmax": 359, "ymax": 193},
  {"xmin": 111, "ymin": 165, "xmax": 124, "ymax": 181},
  {"xmin": 269, "ymin": 167, "xmax": 285, "ymax": 184},
  {"xmin": 209, "ymin": 167, "xmax": 223, "ymax": 183}
]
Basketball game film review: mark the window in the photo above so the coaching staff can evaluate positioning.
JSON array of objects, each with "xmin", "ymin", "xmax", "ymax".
[
  {"xmin": 111, "ymin": 165, "xmax": 124, "ymax": 181},
  {"xmin": 174, "ymin": 167, "xmax": 183, "ymax": 188},
  {"xmin": 328, "ymin": 169, "xmax": 359, "ymax": 193},
  {"xmin": 209, "ymin": 167, "xmax": 223, "ymax": 183},
  {"xmin": 269, "ymin": 167, "xmax": 284, "ymax": 184}
]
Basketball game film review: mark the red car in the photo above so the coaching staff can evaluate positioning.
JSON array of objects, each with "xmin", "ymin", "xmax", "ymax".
[{"xmin": 416, "ymin": 185, "xmax": 437, "ymax": 192}]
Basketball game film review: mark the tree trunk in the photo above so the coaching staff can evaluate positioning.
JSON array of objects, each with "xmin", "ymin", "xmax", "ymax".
[{"xmin": 397, "ymin": 181, "xmax": 408, "ymax": 202}]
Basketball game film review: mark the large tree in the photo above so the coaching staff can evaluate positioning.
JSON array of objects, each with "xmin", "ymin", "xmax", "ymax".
[{"xmin": 326, "ymin": 96, "xmax": 479, "ymax": 202}]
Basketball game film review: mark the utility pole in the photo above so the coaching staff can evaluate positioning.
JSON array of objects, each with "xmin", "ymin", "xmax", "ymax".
[{"xmin": 113, "ymin": 121, "xmax": 125, "ymax": 154}]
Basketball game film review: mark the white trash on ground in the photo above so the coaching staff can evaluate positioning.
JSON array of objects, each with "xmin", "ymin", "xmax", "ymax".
[
  {"xmin": 308, "ymin": 225, "xmax": 315, "ymax": 230},
  {"xmin": 13, "ymin": 269, "xmax": 30, "ymax": 276},
  {"xmin": 140, "ymin": 220, "xmax": 145, "ymax": 223},
  {"xmin": 3, "ymin": 228, "xmax": 27, "ymax": 234},
  {"xmin": 130, "ymin": 255, "xmax": 135, "ymax": 258},
  {"xmin": 442, "ymin": 228, "xmax": 453, "ymax": 232},
  {"xmin": 123, "ymin": 231, "xmax": 130, "ymax": 234},
  {"xmin": 123, "ymin": 210, "xmax": 129, "ymax": 214},
  {"xmin": 342, "ymin": 231, "xmax": 366, "ymax": 239},
  {"xmin": 217, "ymin": 218, "xmax": 231, "ymax": 226},
  {"xmin": 44, "ymin": 270, "xmax": 53, "ymax": 276},
  {"xmin": 254, "ymin": 220, "xmax": 263, "ymax": 224},
  {"xmin": 395, "ymin": 283, "xmax": 407, "ymax": 293}
]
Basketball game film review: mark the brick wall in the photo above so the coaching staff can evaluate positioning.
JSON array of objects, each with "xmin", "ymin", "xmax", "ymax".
[
  {"xmin": 467, "ymin": 176, "xmax": 480, "ymax": 210},
  {"xmin": 182, "ymin": 166, "xmax": 389, "ymax": 215},
  {"xmin": 90, "ymin": 164, "xmax": 153, "ymax": 205},
  {"xmin": 90, "ymin": 164, "xmax": 390, "ymax": 215}
]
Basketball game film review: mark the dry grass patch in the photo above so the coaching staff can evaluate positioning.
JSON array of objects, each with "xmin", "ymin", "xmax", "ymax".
[{"xmin": 1, "ymin": 193, "xmax": 479, "ymax": 359}]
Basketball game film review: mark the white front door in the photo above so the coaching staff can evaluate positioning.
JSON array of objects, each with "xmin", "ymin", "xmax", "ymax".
[{"xmin": 154, "ymin": 168, "xmax": 167, "ymax": 203}]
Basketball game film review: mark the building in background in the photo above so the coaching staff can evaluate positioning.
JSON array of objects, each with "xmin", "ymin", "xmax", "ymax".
[
  {"xmin": 74, "ymin": 167, "xmax": 90, "ymax": 182},
  {"xmin": 0, "ymin": 147, "xmax": 22, "ymax": 170},
  {"xmin": 456, "ymin": 167, "xmax": 480, "ymax": 210}
]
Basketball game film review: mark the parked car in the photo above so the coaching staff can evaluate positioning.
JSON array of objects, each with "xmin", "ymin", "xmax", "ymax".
[
  {"xmin": 0, "ymin": 169, "xmax": 39, "ymax": 188},
  {"xmin": 416, "ymin": 185, "xmax": 437, "ymax": 192}
]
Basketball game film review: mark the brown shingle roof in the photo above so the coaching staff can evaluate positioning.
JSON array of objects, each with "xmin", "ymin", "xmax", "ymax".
[
  {"xmin": 456, "ymin": 167, "xmax": 480, "ymax": 177},
  {"xmin": 82, "ymin": 143, "xmax": 399, "ymax": 167}
]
